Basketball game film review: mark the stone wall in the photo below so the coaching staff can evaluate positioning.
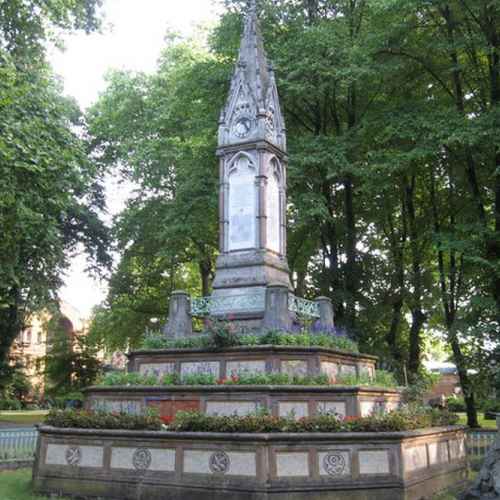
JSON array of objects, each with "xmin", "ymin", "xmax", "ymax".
[
  {"xmin": 85, "ymin": 385, "xmax": 401, "ymax": 421},
  {"xmin": 127, "ymin": 345, "xmax": 378, "ymax": 383},
  {"xmin": 33, "ymin": 426, "xmax": 467, "ymax": 500}
]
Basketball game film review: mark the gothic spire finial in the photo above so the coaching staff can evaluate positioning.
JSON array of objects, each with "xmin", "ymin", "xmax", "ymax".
[
  {"xmin": 218, "ymin": 0, "xmax": 286, "ymax": 151},
  {"xmin": 237, "ymin": 0, "xmax": 269, "ymax": 108}
]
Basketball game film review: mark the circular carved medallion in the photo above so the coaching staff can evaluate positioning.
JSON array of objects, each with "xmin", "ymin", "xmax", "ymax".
[
  {"xmin": 65, "ymin": 446, "xmax": 82, "ymax": 467},
  {"xmin": 133, "ymin": 447, "xmax": 152, "ymax": 471},
  {"xmin": 209, "ymin": 451, "xmax": 230, "ymax": 474},
  {"xmin": 323, "ymin": 453, "xmax": 346, "ymax": 476}
]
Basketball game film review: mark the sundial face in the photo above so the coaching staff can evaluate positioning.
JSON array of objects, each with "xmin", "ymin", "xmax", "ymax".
[{"xmin": 233, "ymin": 116, "xmax": 253, "ymax": 139}]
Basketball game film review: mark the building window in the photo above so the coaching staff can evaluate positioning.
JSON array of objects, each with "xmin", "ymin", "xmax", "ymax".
[
  {"xmin": 25, "ymin": 329, "xmax": 32, "ymax": 345},
  {"xmin": 37, "ymin": 330, "xmax": 42, "ymax": 345}
]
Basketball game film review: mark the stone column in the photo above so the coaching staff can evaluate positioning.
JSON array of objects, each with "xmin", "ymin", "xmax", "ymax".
[
  {"xmin": 314, "ymin": 296, "xmax": 335, "ymax": 333},
  {"xmin": 219, "ymin": 156, "xmax": 228, "ymax": 253},
  {"xmin": 164, "ymin": 291, "xmax": 192, "ymax": 339},
  {"xmin": 263, "ymin": 283, "xmax": 291, "ymax": 331},
  {"xmin": 256, "ymin": 148, "xmax": 267, "ymax": 250}
]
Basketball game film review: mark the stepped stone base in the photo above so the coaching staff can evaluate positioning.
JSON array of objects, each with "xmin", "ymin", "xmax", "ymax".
[
  {"xmin": 84, "ymin": 385, "xmax": 401, "ymax": 421},
  {"xmin": 33, "ymin": 426, "xmax": 468, "ymax": 500}
]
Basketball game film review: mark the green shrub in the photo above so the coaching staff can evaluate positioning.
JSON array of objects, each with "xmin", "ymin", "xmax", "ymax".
[
  {"xmin": 45, "ymin": 409, "xmax": 163, "ymax": 430},
  {"xmin": 335, "ymin": 370, "xmax": 397, "ymax": 389},
  {"xmin": 221, "ymin": 372, "xmax": 330, "ymax": 386},
  {"xmin": 98, "ymin": 372, "xmax": 159, "ymax": 386},
  {"xmin": 169, "ymin": 406, "xmax": 459, "ymax": 433},
  {"xmin": 180, "ymin": 373, "xmax": 218, "ymax": 385},
  {"xmin": 141, "ymin": 333, "xmax": 211, "ymax": 350},
  {"xmin": 483, "ymin": 399, "xmax": 500, "ymax": 413},
  {"xmin": 98, "ymin": 371, "xmax": 331, "ymax": 387},
  {"xmin": 0, "ymin": 398, "xmax": 22, "ymax": 410},
  {"xmin": 446, "ymin": 395, "xmax": 467, "ymax": 412},
  {"xmin": 139, "ymin": 330, "xmax": 359, "ymax": 353},
  {"xmin": 205, "ymin": 319, "xmax": 241, "ymax": 348}
]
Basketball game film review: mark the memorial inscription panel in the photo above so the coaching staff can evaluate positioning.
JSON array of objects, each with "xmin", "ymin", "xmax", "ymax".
[{"xmin": 228, "ymin": 157, "xmax": 256, "ymax": 251}]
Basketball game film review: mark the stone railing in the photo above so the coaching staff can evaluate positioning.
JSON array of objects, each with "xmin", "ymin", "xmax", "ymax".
[
  {"xmin": 165, "ymin": 286, "xmax": 335, "ymax": 338},
  {"xmin": 288, "ymin": 294, "xmax": 320, "ymax": 318},
  {"xmin": 191, "ymin": 291, "xmax": 265, "ymax": 317}
]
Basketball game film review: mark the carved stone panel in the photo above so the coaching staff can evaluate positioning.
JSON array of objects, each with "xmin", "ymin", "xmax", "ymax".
[
  {"xmin": 180, "ymin": 362, "xmax": 220, "ymax": 379},
  {"xmin": 317, "ymin": 401, "xmax": 347, "ymax": 419},
  {"xmin": 319, "ymin": 451, "xmax": 351, "ymax": 477},
  {"xmin": 139, "ymin": 363, "xmax": 175, "ymax": 378},
  {"xmin": 278, "ymin": 401, "xmax": 308, "ymax": 419},
  {"xmin": 281, "ymin": 360, "xmax": 308, "ymax": 377},
  {"xmin": 110, "ymin": 447, "xmax": 175, "ymax": 472},
  {"xmin": 183, "ymin": 450, "xmax": 256, "ymax": 476},
  {"xmin": 358, "ymin": 450, "xmax": 390, "ymax": 475},
  {"xmin": 228, "ymin": 155, "xmax": 256, "ymax": 251},
  {"xmin": 405, "ymin": 445, "xmax": 428, "ymax": 472},
  {"xmin": 428, "ymin": 441, "xmax": 449, "ymax": 465},
  {"xmin": 147, "ymin": 399, "xmax": 200, "ymax": 424},
  {"xmin": 266, "ymin": 166, "xmax": 280, "ymax": 254},
  {"xmin": 46, "ymin": 444, "xmax": 103, "ymax": 468},
  {"xmin": 321, "ymin": 362, "xmax": 339, "ymax": 383},
  {"xmin": 276, "ymin": 452, "xmax": 309, "ymax": 477},
  {"xmin": 226, "ymin": 360, "xmax": 266, "ymax": 376}
]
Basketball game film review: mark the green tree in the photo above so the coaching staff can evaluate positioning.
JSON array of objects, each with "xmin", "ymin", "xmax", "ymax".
[
  {"xmin": 44, "ymin": 311, "xmax": 102, "ymax": 396},
  {"xmin": 86, "ymin": 38, "xmax": 224, "ymax": 348},
  {"xmin": 0, "ymin": 0, "xmax": 109, "ymax": 379}
]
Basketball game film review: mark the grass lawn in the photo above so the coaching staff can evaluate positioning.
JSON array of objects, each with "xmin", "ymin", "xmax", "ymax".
[
  {"xmin": 0, "ymin": 467, "xmax": 475, "ymax": 500},
  {"xmin": 0, "ymin": 468, "xmax": 70, "ymax": 500},
  {"xmin": 0, "ymin": 411, "xmax": 48, "ymax": 426},
  {"xmin": 457, "ymin": 412, "xmax": 497, "ymax": 429}
]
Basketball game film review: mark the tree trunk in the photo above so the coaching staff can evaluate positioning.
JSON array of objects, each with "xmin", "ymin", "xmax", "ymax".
[
  {"xmin": 199, "ymin": 258, "xmax": 212, "ymax": 297},
  {"xmin": 344, "ymin": 175, "xmax": 357, "ymax": 333},
  {"xmin": 0, "ymin": 287, "xmax": 22, "ymax": 381},
  {"xmin": 429, "ymin": 166, "xmax": 479, "ymax": 427},
  {"xmin": 405, "ymin": 175, "xmax": 426, "ymax": 379}
]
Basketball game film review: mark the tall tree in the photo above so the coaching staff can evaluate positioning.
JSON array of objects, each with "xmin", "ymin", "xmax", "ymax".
[{"xmin": 0, "ymin": 0, "xmax": 108, "ymax": 378}]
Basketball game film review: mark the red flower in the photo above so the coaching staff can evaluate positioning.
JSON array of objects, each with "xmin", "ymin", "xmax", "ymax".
[{"xmin": 344, "ymin": 416, "xmax": 358, "ymax": 422}]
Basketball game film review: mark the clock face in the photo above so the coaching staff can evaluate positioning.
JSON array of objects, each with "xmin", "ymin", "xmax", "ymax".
[{"xmin": 233, "ymin": 117, "xmax": 252, "ymax": 138}]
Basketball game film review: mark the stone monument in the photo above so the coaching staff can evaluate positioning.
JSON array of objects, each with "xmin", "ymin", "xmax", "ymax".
[{"xmin": 165, "ymin": 0, "xmax": 333, "ymax": 336}]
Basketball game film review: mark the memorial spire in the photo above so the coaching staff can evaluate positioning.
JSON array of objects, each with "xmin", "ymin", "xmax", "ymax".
[{"xmin": 218, "ymin": 0, "xmax": 286, "ymax": 151}]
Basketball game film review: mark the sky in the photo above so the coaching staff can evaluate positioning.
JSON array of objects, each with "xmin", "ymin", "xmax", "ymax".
[{"xmin": 53, "ymin": 0, "xmax": 222, "ymax": 318}]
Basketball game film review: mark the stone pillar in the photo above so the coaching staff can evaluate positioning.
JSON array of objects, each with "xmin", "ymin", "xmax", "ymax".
[
  {"xmin": 314, "ymin": 296, "xmax": 335, "ymax": 333},
  {"xmin": 262, "ymin": 283, "xmax": 291, "ymax": 331},
  {"xmin": 164, "ymin": 291, "xmax": 192, "ymax": 339}
]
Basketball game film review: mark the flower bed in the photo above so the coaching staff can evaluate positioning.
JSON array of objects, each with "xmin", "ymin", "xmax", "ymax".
[
  {"xmin": 45, "ymin": 407, "xmax": 458, "ymax": 433},
  {"xmin": 169, "ymin": 407, "xmax": 459, "ymax": 433},
  {"xmin": 44, "ymin": 409, "xmax": 163, "ymax": 430},
  {"xmin": 97, "ymin": 369, "xmax": 398, "ymax": 389},
  {"xmin": 141, "ymin": 330, "xmax": 359, "ymax": 353}
]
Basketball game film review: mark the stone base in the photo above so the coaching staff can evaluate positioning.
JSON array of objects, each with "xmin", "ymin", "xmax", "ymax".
[
  {"xmin": 84, "ymin": 385, "xmax": 402, "ymax": 421},
  {"xmin": 212, "ymin": 250, "xmax": 291, "ymax": 293},
  {"xmin": 33, "ymin": 426, "xmax": 468, "ymax": 500}
]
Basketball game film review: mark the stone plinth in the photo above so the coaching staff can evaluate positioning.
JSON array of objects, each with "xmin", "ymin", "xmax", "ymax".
[
  {"xmin": 83, "ymin": 385, "xmax": 401, "ymax": 421},
  {"xmin": 127, "ymin": 345, "xmax": 378, "ymax": 383},
  {"xmin": 33, "ymin": 425, "xmax": 468, "ymax": 500}
]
